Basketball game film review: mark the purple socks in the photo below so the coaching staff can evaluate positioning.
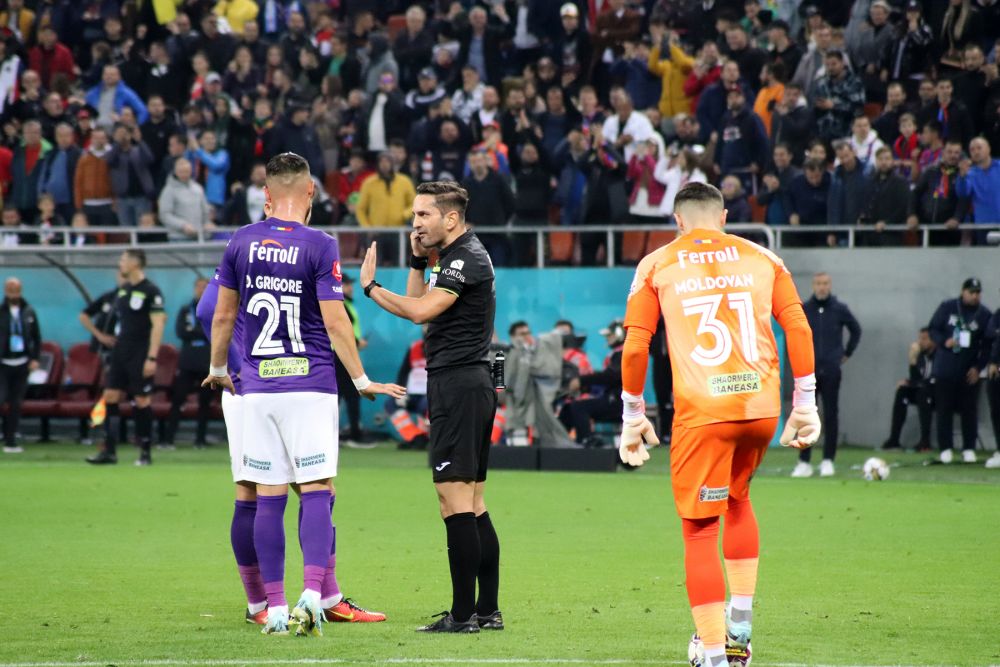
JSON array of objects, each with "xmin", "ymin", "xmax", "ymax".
[
  {"xmin": 299, "ymin": 490, "xmax": 333, "ymax": 594},
  {"xmin": 322, "ymin": 495, "xmax": 341, "ymax": 603},
  {"xmin": 231, "ymin": 500, "xmax": 266, "ymax": 605},
  {"xmin": 254, "ymin": 494, "xmax": 288, "ymax": 608}
]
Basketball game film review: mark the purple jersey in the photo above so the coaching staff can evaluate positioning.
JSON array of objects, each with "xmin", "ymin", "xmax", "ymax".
[
  {"xmin": 196, "ymin": 270, "xmax": 244, "ymax": 394},
  {"xmin": 217, "ymin": 218, "xmax": 343, "ymax": 395}
]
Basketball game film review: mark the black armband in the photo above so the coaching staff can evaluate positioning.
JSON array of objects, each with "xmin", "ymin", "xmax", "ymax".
[
  {"xmin": 363, "ymin": 280, "xmax": 382, "ymax": 298},
  {"xmin": 410, "ymin": 255, "xmax": 429, "ymax": 271}
]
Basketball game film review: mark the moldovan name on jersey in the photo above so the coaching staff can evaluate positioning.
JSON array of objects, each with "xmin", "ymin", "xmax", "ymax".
[
  {"xmin": 248, "ymin": 239, "xmax": 301, "ymax": 265},
  {"xmin": 677, "ymin": 245, "xmax": 740, "ymax": 269},
  {"xmin": 674, "ymin": 273, "xmax": 755, "ymax": 295}
]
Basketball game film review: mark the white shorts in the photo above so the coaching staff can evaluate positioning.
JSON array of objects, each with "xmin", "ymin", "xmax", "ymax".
[
  {"xmin": 222, "ymin": 391, "xmax": 245, "ymax": 482},
  {"xmin": 240, "ymin": 391, "xmax": 339, "ymax": 485}
]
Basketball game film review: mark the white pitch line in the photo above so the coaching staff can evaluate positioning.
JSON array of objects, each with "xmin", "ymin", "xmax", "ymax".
[{"xmin": 0, "ymin": 659, "xmax": 988, "ymax": 667}]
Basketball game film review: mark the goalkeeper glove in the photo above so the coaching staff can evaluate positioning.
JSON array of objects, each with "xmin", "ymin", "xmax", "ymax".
[
  {"xmin": 619, "ymin": 391, "xmax": 660, "ymax": 467},
  {"xmin": 779, "ymin": 374, "xmax": 821, "ymax": 449}
]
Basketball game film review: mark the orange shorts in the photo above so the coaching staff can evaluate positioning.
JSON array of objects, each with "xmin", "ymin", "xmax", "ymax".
[{"xmin": 669, "ymin": 417, "xmax": 779, "ymax": 519}]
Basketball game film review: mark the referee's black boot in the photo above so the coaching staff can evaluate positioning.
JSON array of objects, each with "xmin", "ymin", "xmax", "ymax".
[
  {"xmin": 477, "ymin": 610, "xmax": 504, "ymax": 630},
  {"xmin": 86, "ymin": 448, "xmax": 117, "ymax": 465},
  {"xmin": 416, "ymin": 611, "xmax": 480, "ymax": 633}
]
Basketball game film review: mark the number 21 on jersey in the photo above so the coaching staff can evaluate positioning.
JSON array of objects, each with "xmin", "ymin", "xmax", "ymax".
[
  {"xmin": 681, "ymin": 292, "xmax": 759, "ymax": 367},
  {"xmin": 247, "ymin": 293, "xmax": 304, "ymax": 356}
]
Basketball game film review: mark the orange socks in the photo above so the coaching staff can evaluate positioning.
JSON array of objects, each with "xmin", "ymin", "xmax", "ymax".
[
  {"xmin": 682, "ymin": 517, "xmax": 726, "ymax": 649},
  {"xmin": 723, "ymin": 498, "xmax": 759, "ymax": 601}
]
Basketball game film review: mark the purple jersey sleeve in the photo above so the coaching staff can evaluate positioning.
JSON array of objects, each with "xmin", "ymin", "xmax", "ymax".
[
  {"xmin": 315, "ymin": 236, "xmax": 344, "ymax": 302},
  {"xmin": 216, "ymin": 237, "xmax": 240, "ymax": 290},
  {"xmin": 196, "ymin": 272, "xmax": 243, "ymax": 393}
]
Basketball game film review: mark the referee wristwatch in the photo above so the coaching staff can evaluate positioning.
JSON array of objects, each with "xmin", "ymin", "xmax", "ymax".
[
  {"xmin": 363, "ymin": 280, "xmax": 381, "ymax": 298},
  {"xmin": 147, "ymin": 355, "xmax": 157, "ymax": 361}
]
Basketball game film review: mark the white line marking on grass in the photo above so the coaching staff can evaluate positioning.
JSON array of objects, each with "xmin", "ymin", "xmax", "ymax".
[{"xmin": 0, "ymin": 659, "xmax": 986, "ymax": 667}]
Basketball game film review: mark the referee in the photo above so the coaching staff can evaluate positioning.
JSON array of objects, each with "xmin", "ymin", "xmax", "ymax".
[
  {"xmin": 359, "ymin": 181, "xmax": 501, "ymax": 634},
  {"xmin": 87, "ymin": 249, "xmax": 166, "ymax": 466}
]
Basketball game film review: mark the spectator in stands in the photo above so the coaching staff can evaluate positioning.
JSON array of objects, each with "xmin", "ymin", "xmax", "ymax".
[
  {"xmin": 885, "ymin": 2, "xmax": 933, "ymax": 97},
  {"xmin": 1, "ymin": 208, "xmax": 23, "ymax": 247},
  {"xmin": 828, "ymin": 140, "xmax": 873, "ymax": 235},
  {"xmin": 512, "ymin": 142, "xmax": 551, "ymax": 263},
  {"xmin": 86, "ymin": 64, "xmax": 148, "ymax": 130},
  {"xmin": 715, "ymin": 85, "xmax": 769, "ymax": 192},
  {"xmin": 108, "ymin": 124, "xmax": 155, "ymax": 227},
  {"xmin": 10, "ymin": 120, "xmax": 49, "ymax": 223},
  {"xmin": 883, "ymin": 327, "xmax": 936, "ymax": 451},
  {"xmin": 770, "ymin": 82, "xmax": 813, "ymax": 165},
  {"xmin": 720, "ymin": 174, "xmax": 752, "ymax": 222},
  {"xmin": 452, "ymin": 66, "xmax": 484, "ymax": 125},
  {"xmin": 551, "ymin": 3, "xmax": 591, "ymax": 93},
  {"xmin": 957, "ymin": 137, "xmax": 1000, "ymax": 241},
  {"xmin": 792, "ymin": 272, "xmax": 861, "ymax": 478},
  {"xmin": 891, "ymin": 113, "xmax": 920, "ymax": 181},
  {"xmin": 928, "ymin": 277, "xmax": 992, "ymax": 465},
  {"xmin": 787, "ymin": 158, "xmax": 831, "ymax": 244},
  {"xmin": 187, "ymin": 130, "xmax": 230, "ymax": 210},
  {"xmin": 937, "ymin": 0, "xmax": 982, "ymax": 71},
  {"xmin": 874, "ymin": 83, "xmax": 909, "ymax": 144},
  {"xmin": 221, "ymin": 163, "xmax": 267, "ymax": 227},
  {"xmin": 405, "ymin": 67, "xmax": 447, "ymax": 123},
  {"xmin": 645, "ymin": 23, "xmax": 693, "ymax": 118},
  {"xmin": 37, "ymin": 122, "xmax": 80, "ymax": 224},
  {"xmin": 38, "ymin": 92, "xmax": 69, "ymax": 144},
  {"xmin": 454, "ymin": 4, "xmax": 513, "ymax": 87},
  {"xmin": 859, "ymin": 147, "xmax": 910, "ymax": 245},
  {"xmin": 0, "ymin": 38, "xmax": 19, "ymax": 120},
  {"xmin": 847, "ymin": 115, "xmax": 884, "ymax": 169},
  {"xmin": 157, "ymin": 158, "xmax": 211, "ymax": 241},
  {"xmin": 28, "ymin": 25, "xmax": 75, "ymax": 90},
  {"xmin": 768, "ymin": 20, "xmax": 803, "ymax": 76},
  {"xmin": 626, "ymin": 137, "xmax": 666, "ymax": 223},
  {"xmin": 536, "ymin": 87, "xmax": 579, "ymax": 161},
  {"xmin": 165, "ymin": 276, "xmax": 212, "ymax": 448},
  {"xmin": 393, "ymin": 4, "xmax": 434, "ymax": 91},
  {"xmin": 602, "ymin": 86, "xmax": 656, "ymax": 163},
  {"xmin": 263, "ymin": 102, "xmax": 324, "ymax": 179},
  {"xmin": 361, "ymin": 72, "xmax": 408, "ymax": 159},
  {"xmin": 361, "ymin": 33, "xmax": 398, "ymax": 97},
  {"xmin": 214, "ymin": 0, "xmax": 258, "ymax": 36},
  {"xmin": 137, "ymin": 212, "xmax": 169, "ymax": 244},
  {"xmin": 35, "ymin": 193, "xmax": 65, "ymax": 243},
  {"xmin": 753, "ymin": 62, "xmax": 786, "ymax": 136},
  {"xmin": 197, "ymin": 12, "xmax": 237, "ymax": 74},
  {"xmin": 74, "ymin": 126, "xmax": 115, "ymax": 227},
  {"xmin": 463, "ymin": 149, "xmax": 515, "ymax": 264},
  {"xmin": 908, "ymin": 140, "xmax": 967, "ymax": 246},
  {"xmin": 698, "ymin": 61, "xmax": 755, "ymax": 143},
  {"xmin": 0, "ymin": 277, "xmax": 41, "ymax": 454},
  {"xmin": 140, "ymin": 96, "xmax": 178, "ymax": 171},
  {"xmin": 724, "ymin": 25, "xmax": 768, "ymax": 93},
  {"xmin": 10, "ymin": 69, "xmax": 43, "ymax": 123},
  {"xmin": 954, "ymin": 44, "xmax": 992, "ymax": 134},
  {"xmin": 473, "ymin": 122, "xmax": 510, "ymax": 177},
  {"xmin": 334, "ymin": 148, "xmax": 374, "ymax": 211},
  {"xmin": 915, "ymin": 119, "xmax": 945, "ymax": 176},
  {"xmin": 0, "ymin": 0, "xmax": 33, "ymax": 44},
  {"xmin": 814, "ymin": 50, "xmax": 865, "ymax": 141},
  {"xmin": 683, "ymin": 41, "xmax": 722, "ymax": 115},
  {"xmin": 792, "ymin": 22, "xmax": 832, "ymax": 102},
  {"xmin": 356, "ymin": 152, "xmax": 416, "ymax": 229},
  {"xmin": 758, "ymin": 143, "xmax": 801, "ymax": 225},
  {"xmin": 609, "ymin": 37, "xmax": 659, "ymax": 113},
  {"xmin": 917, "ymin": 78, "xmax": 974, "ymax": 149},
  {"xmin": 655, "ymin": 147, "xmax": 709, "ymax": 218},
  {"xmin": 845, "ymin": 0, "xmax": 894, "ymax": 104}
]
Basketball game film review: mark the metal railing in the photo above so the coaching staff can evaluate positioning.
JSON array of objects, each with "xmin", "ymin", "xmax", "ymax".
[{"xmin": 0, "ymin": 222, "xmax": 995, "ymax": 268}]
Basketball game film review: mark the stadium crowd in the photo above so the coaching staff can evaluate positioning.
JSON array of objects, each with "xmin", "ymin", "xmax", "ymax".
[{"xmin": 0, "ymin": 0, "xmax": 998, "ymax": 263}]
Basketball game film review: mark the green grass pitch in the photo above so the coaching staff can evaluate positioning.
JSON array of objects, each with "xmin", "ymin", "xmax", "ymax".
[{"xmin": 1, "ymin": 441, "xmax": 998, "ymax": 667}]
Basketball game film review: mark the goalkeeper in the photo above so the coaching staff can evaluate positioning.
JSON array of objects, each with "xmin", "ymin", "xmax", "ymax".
[{"xmin": 617, "ymin": 182, "xmax": 819, "ymax": 667}]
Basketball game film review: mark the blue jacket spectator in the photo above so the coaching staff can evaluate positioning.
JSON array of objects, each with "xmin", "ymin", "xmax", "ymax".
[
  {"xmin": 187, "ymin": 132, "xmax": 231, "ymax": 207},
  {"xmin": 956, "ymin": 138, "xmax": 1000, "ymax": 226},
  {"xmin": 787, "ymin": 159, "xmax": 830, "ymax": 226},
  {"xmin": 696, "ymin": 61, "xmax": 755, "ymax": 142},
  {"xmin": 608, "ymin": 44, "xmax": 660, "ymax": 111},
  {"xmin": 263, "ymin": 105, "xmax": 325, "ymax": 180},
  {"xmin": 36, "ymin": 123, "xmax": 81, "ymax": 221},
  {"xmin": 714, "ymin": 89, "xmax": 769, "ymax": 188},
  {"xmin": 85, "ymin": 65, "xmax": 148, "ymax": 127},
  {"xmin": 827, "ymin": 141, "xmax": 873, "ymax": 226}
]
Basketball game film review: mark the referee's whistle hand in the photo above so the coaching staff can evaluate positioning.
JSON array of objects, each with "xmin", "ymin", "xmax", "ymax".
[
  {"xmin": 360, "ymin": 242, "xmax": 377, "ymax": 286},
  {"xmin": 201, "ymin": 374, "xmax": 236, "ymax": 395}
]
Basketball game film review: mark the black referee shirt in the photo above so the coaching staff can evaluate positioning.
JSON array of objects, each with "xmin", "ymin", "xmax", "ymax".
[
  {"xmin": 83, "ymin": 287, "xmax": 120, "ymax": 352},
  {"xmin": 113, "ymin": 278, "xmax": 165, "ymax": 347},
  {"xmin": 425, "ymin": 231, "xmax": 495, "ymax": 372}
]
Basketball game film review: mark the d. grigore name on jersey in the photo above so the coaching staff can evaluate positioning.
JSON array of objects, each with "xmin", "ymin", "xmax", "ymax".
[
  {"xmin": 248, "ymin": 240, "xmax": 301, "ymax": 265},
  {"xmin": 245, "ymin": 274, "xmax": 304, "ymax": 293}
]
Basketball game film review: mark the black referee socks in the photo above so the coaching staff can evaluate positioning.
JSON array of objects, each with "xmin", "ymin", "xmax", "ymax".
[
  {"xmin": 104, "ymin": 402, "xmax": 120, "ymax": 454},
  {"xmin": 476, "ymin": 512, "xmax": 500, "ymax": 616},
  {"xmin": 444, "ymin": 512, "xmax": 480, "ymax": 622}
]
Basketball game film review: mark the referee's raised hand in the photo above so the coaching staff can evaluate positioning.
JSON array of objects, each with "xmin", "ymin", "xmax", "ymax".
[{"xmin": 360, "ymin": 241, "xmax": 378, "ymax": 287}]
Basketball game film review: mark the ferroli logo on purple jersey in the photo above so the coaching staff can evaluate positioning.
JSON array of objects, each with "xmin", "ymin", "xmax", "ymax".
[{"xmin": 249, "ymin": 239, "xmax": 301, "ymax": 265}]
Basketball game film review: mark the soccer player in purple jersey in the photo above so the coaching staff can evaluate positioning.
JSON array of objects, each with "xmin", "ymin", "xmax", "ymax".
[
  {"xmin": 203, "ymin": 153, "xmax": 404, "ymax": 636},
  {"xmin": 198, "ymin": 270, "xmax": 389, "ymax": 627}
]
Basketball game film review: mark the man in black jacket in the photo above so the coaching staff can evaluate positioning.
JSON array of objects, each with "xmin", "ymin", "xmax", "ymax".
[
  {"xmin": 0, "ymin": 278, "xmax": 42, "ymax": 454},
  {"xmin": 453, "ymin": 4, "xmax": 513, "ymax": 87},
  {"xmin": 858, "ymin": 147, "xmax": 910, "ymax": 246},
  {"xmin": 462, "ymin": 150, "xmax": 515, "ymax": 266},
  {"xmin": 907, "ymin": 140, "xmax": 968, "ymax": 247},
  {"xmin": 393, "ymin": 5, "xmax": 435, "ymax": 92},
  {"xmin": 165, "ymin": 278, "xmax": 212, "ymax": 448},
  {"xmin": 927, "ymin": 278, "xmax": 992, "ymax": 464},
  {"xmin": 883, "ymin": 327, "xmax": 936, "ymax": 451},
  {"xmin": 770, "ymin": 83, "xmax": 813, "ymax": 166},
  {"xmin": 263, "ymin": 103, "xmax": 325, "ymax": 180},
  {"xmin": 560, "ymin": 319, "xmax": 624, "ymax": 447},
  {"xmin": 791, "ymin": 272, "xmax": 862, "ymax": 478}
]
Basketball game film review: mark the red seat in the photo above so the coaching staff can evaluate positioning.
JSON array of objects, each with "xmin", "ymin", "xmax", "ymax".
[
  {"xmin": 548, "ymin": 231, "xmax": 576, "ymax": 264},
  {"xmin": 620, "ymin": 231, "xmax": 648, "ymax": 263},
  {"xmin": 23, "ymin": 341, "xmax": 64, "ymax": 415},
  {"xmin": 56, "ymin": 344, "xmax": 103, "ymax": 418},
  {"xmin": 645, "ymin": 230, "xmax": 676, "ymax": 254},
  {"xmin": 386, "ymin": 14, "xmax": 407, "ymax": 40}
]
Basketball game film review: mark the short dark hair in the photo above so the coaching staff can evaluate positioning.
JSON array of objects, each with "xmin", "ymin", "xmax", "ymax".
[
  {"xmin": 266, "ymin": 152, "xmax": 310, "ymax": 179},
  {"xmin": 919, "ymin": 327, "xmax": 930, "ymax": 334},
  {"xmin": 673, "ymin": 182, "xmax": 724, "ymax": 212},
  {"xmin": 804, "ymin": 158, "xmax": 825, "ymax": 172},
  {"xmin": 124, "ymin": 248, "xmax": 147, "ymax": 268},
  {"xmin": 509, "ymin": 320, "xmax": 529, "ymax": 336},
  {"xmin": 922, "ymin": 119, "xmax": 943, "ymax": 136},
  {"xmin": 825, "ymin": 49, "xmax": 845, "ymax": 62},
  {"xmin": 415, "ymin": 181, "xmax": 469, "ymax": 220},
  {"xmin": 555, "ymin": 319, "xmax": 574, "ymax": 332}
]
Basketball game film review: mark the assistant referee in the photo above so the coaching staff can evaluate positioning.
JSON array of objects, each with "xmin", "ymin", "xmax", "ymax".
[{"xmin": 359, "ymin": 181, "xmax": 501, "ymax": 634}]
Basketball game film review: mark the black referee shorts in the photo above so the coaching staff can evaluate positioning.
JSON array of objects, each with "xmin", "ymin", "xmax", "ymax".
[
  {"xmin": 427, "ymin": 363, "xmax": 497, "ymax": 483},
  {"xmin": 107, "ymin": 345, "xmax": 154, "ymax": 396}
]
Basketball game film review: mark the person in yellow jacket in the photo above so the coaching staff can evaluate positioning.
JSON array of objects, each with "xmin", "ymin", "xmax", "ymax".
[
  {"xmin": 647, "ymin": 22, "xmax": 695, "ymax": 118},
  {"xmin": 214, "ymin": 0, "xmax": 259, "ymax": 35},
  {"xmin": 356, "ymin": 153, "xmax": 416, "ymax": 228}
]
